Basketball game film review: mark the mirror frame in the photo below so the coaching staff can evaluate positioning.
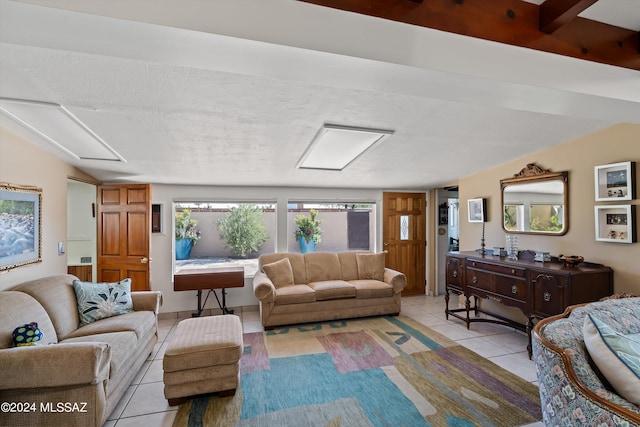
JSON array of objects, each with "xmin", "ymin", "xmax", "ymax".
[{"xmin": 500, "ymin": 163, "xmax": 569, "ymax": 236}]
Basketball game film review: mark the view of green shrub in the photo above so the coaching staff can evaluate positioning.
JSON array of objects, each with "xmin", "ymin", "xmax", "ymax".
[{"xmin": 217, "ymin": 204, "xmax": 269, "ymax": 258}]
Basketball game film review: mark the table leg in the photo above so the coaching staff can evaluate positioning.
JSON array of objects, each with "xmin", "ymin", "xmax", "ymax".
[
  {"xmin": 192, "ymin": 290, "xmax": 204, "ymax": 317},
  {"xmin": 212, "ymin": 289, "xmax": 234, "ymax": 315}
]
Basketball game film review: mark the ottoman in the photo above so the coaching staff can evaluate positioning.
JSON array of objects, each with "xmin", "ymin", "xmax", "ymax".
[{"xmin": 163, "ymin": 315, "xmax": 243, "ymax": 406}]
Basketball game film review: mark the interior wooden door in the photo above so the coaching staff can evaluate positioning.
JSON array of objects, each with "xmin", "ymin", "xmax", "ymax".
[
  {"xmin": 97, "ymin": 184, "xmax": 151, "ymax": 291},
  {"xmin": 383, "ymin": 192, "xmax": 426, "ymax": 296}
]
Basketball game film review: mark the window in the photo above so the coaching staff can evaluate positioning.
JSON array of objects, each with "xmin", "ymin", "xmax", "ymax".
[
  {"xmin": 287, "ymin": 202, "xmax": 376, "ymax": 252},
  {"xmin": 174, "ymin": 202, "xmax": 275, "ymax": 275}
]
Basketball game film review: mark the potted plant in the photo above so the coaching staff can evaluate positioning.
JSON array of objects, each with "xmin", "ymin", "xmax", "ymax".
[
  {"xmin": 175, "ymin": 209, "xmax": 201, "ymax": 260},
  {"xmin": 294, "ymin": 209, "xmax": 321, "ymax": 253}
]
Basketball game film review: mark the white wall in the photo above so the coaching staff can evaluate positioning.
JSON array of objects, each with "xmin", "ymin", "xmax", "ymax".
[
  {"xmin": 0, "ymin": 127, "xmax": 98, "ymax": 289},
  {"xmin": 151, "ymin": 185, "xmax": 385, "ymax": 313}
]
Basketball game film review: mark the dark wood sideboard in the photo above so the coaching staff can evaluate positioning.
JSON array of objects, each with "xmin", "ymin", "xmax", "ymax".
[{"xmin": 445, "ymin": 251, "xmax": 613, "ymax": 358}]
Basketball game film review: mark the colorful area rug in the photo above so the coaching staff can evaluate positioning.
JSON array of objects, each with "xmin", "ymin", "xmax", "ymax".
[{"xmin": 172, "ymin": 316, "xmax": 541, "ymax": 427}]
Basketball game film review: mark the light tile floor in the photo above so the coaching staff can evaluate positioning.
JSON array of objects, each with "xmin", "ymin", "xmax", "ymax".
[{"xmin": 104, "ymin": 295, "xmax": 543, "ymax": 426}]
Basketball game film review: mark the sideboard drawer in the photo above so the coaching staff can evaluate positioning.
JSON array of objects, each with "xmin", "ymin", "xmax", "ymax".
[
  {"xmin": 494, "ymin": 275, "xmax": 526, "ymax": 302},
  {"xmin": 467, "ymin": 259, "xmax": 526, "ymax": 278}
]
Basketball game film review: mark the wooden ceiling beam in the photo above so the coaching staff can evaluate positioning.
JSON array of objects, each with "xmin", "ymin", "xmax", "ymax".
[
  {"xmin": 299, "ymin": 0, "xmax": 640, "ymax": 71},
  {"xmin": 539, "ymin": 0, "xmax": 598, "ymax": 34}
]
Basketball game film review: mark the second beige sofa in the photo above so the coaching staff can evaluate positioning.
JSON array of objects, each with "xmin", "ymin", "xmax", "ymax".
[{"xmin": 253, "ymin": 251, "xmax": 407, "ymax": 328}]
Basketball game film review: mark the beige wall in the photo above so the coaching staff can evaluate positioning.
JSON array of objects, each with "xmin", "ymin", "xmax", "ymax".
[
  {"xmin": 458, "ymin": 123, "xmax": 640, "ymax": 294},
  {"xmin": 0, "ymin": 127, "xmax": 98, "ymax": 290}
]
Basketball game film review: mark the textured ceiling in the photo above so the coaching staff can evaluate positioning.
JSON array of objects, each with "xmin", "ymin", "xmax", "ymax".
[{"xmin": 1, "ymin": 0, "xmax": 639, "ymax": 189}]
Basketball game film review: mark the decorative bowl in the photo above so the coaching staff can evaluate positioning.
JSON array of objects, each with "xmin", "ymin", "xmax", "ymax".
[{"xmin": 559, "ymin": 254, "xmax": 584, "ymax": 266}]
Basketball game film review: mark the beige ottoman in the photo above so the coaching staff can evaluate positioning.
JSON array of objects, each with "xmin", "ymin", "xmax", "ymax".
[{"xmin": 163, "ymin": 315, "xmax": 243, "ymax": 406}]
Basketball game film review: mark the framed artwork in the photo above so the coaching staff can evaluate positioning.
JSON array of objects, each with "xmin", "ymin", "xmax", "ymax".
[
  {"xmin": 0, "ymin": 183, "xmax": 42, "ymax": 270},
  {"xmin": 595, "ymin": 205, "xmax": 635, "ymax": 243},
  {"xmin": 468, "ymin": 198, "xmax": 487, "ymax": 223},
  {"xmin": 594, "ymin": 161, "xmax": 635, "ymax": 201},
  {"xmin": 438, "ymin": 202, "xmax": 448, "ymax": 225}
]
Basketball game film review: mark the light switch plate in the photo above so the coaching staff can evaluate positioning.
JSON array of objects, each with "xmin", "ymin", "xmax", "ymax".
[{"xmin": 58, "ymin": 241, "xmax": 65, "ymax": 255}]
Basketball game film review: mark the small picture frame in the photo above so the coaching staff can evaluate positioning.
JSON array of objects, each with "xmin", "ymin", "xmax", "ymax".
[
  {"xmin": 594, "ymin": 161, "xmax": 635, "ymax": 201},
  {"xmin": 468, "ymin": 198, "xmax": 487, "ymax": 223},
  {"xmin": 595, "ymin": 205, "xmax": 635, "ymax": 243}
]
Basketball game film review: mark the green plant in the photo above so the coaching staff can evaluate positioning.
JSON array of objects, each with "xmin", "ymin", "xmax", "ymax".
[
  {"xmin": 504, "ymin": 205, "xmax": 517, "ymax": 230},
  {"xmin": 294, "ymin": 209, "xmax": 322, "ymax": 244},
  {"xmin": 217, "ymin": 204, "xmax": 269, "ymax": 258},
  {"xmin": 175, "ymin": 209, "xmax": 201, "ymax": 245}
]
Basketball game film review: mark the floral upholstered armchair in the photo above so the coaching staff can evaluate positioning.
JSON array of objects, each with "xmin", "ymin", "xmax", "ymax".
[{"xmin": 532, "ymin": 297, "xmax": 640, "ymax": 426}]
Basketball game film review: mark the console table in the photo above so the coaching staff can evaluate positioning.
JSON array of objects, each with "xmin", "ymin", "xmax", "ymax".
[
  {"xmin": 445, "ymin": 251, "xmax": 613, "ymax": 358},
  {"xmin": 174, "ymin": 266, "xmax": 244, "ymax": 316}
]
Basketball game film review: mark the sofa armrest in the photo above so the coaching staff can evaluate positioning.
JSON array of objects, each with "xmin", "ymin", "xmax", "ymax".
[
  {"xmin": 384, "ymin": 268, "xmax": 407, "ymax": 294},
  {"xmin": 132, "ymin": 291, "xmax": 162, "ymax": 314},
  {"xmin": 0, "ymin": 342, "xmax": 110, "ymax": 390},
  {"xmin": 253, "ymin": 272, "xmax": 276, "ymax": 303}
]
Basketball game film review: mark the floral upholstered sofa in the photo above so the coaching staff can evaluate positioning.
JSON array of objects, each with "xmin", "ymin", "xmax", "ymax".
[{"xmin": 532, "ymin": 297, "xmax": 640, "ymax": 426}]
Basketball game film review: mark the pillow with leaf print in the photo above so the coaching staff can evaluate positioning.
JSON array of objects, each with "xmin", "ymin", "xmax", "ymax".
[{"xmin": 73, "ymin": 278, "xmax": 133, "ymax": 327}]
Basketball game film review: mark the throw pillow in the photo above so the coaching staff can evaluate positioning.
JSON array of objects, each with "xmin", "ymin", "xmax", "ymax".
[
  {"xmin": 73, "ymin": 278, "xmax": 133, "ymax": 327},
  {"xmin": 263, "ymin": 258, "xmax": 295, "ymax": 288},
  {"xmin": 583, "ymin": 314, "xmax": 640, "ymax": 405},
  {"xmin": 356, "ymin": 252, "xmax": 385, "ymax": 281}
]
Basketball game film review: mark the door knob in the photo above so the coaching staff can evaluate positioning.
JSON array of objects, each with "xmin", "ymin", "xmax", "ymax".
[{"xmin": 141, "ymin": 257, "xmax": 149, "ymax": 264}]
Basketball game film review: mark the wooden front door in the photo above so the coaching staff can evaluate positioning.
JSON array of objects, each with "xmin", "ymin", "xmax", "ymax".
[
  {"xmin": 383, "ymin": 192, "xmax": 426, "ymax": 295},
  {"xmin": 97, "ymin": 184, "xmax": 151, "ymax": 291}
]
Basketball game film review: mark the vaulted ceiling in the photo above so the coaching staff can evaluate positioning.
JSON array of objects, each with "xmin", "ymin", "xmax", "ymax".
[{"xmin": 1, "ymin": 0, "xmax": 639, "ymax": 189}]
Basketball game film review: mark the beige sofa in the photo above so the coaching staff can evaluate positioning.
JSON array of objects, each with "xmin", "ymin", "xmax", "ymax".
[
  {"xmin": 0, "ymin": 275, "xmax": 162, "ymax": 427},
  {"xmin": 253, "ymin": 251, "xmax": 407, "ymax": 328}
]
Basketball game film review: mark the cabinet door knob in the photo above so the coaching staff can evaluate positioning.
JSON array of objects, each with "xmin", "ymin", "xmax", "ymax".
[
  {"xmin": 472, "ymin": 276, "xmax": 478, "ymax": 284},
  {"xmin": 452, "ymin": 270, "xmax": 458, "ymax": 278},
  {"xmin": 544, "ymin": 292, "xmax": 551, "ymax": 302},
  {"xmin": 511, "ymin": 285, "xmax": 518, "ymax": 295}
]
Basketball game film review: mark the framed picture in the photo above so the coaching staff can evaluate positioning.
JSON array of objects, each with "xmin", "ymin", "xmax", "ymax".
[
  {"xmin": 594, "ymin": 205, "xmax": 635, "ymax": 243},
  {"xmin": 438, "ymin": 202, "xmax": 448, "ymax": 225},
  {"xmin": 594, "ymin": 161, "xmax": 635, "ymax": 201},
  {"xmin": 468, "ymin": 198, "xmax": 487, "ymax": 223},
  {"xmin": 0, "ymin": 183, "xmax": 42, "ymax": 270}
]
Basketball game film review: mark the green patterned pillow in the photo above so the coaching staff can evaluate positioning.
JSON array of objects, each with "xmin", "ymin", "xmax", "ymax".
[
  {"xmin": 583, "ymin": 314, "xmax": 640, "ymax": 405},
  {"xmin": 73, "ymin": 279, "xmax": 133, "ymax": 327}
]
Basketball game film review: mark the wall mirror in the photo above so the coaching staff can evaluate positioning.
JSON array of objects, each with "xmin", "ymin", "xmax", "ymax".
[{"xmin": 501, "ymin": 163, "xmax": 569, "ymax": 235}]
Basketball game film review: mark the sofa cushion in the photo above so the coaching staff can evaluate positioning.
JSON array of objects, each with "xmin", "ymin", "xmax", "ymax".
[
  {"xmin": 73, "ymin": 279, "xmax": 133, "ymax": 327},
  {"xmin": 308, "ymin": 280, "xmax": 356, "ymax": 301},
  {"xmin": 11, "ymin": 274, "xmax": 80, "ymax": 341},
  {"xmin": 356, "ymin": 252, "xmax": 385, "ymax": 281},
  {"xmin": 584, "ymin": 314, "xmax": 640, "ymax": 405},
  {"xmin": 275, "ymin": 285, "xmax": 317, "ymax": 305},
  {"xmin": 349, "ymin": 280, "xmax": 394, "ymax": 299},
  {"xmin": 0, "ymin": 291, "xmax": 58, "ymax": 348},
  {"xmin": 338, "ymin": 251, "xmax": 360, "ymax": 281},
  {"xmin": 263, "ymin": 258, "xmax": 295, "ymax": 288},
  {"xmin": 305, "ymin": 252, "xmax": 342, "ymax": 282},
  {"xmin": 260, "ymin": 253, "xmax": 307, "ymax": 284},
  {"xmin": 65, "ymin": 311, "xmax": 157, "ymax": 342},
  {"xmin": 63, "ymin": 331, "xmax": 138, "ymax": 382}
]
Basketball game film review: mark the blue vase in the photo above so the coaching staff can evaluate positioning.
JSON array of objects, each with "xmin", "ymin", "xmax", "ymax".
[
  {"xmin": 298, "ymin": 238, "xmax": 316, "ymax": 253},
  {"xmin": 175, "ymin": 238, "xmax": 193, "ymax": 260}
]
